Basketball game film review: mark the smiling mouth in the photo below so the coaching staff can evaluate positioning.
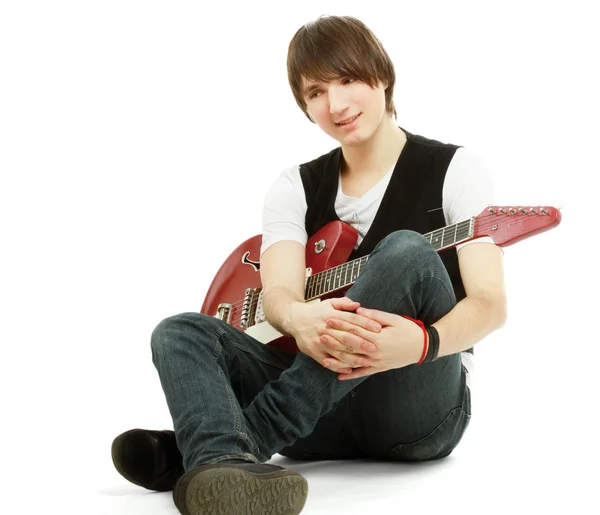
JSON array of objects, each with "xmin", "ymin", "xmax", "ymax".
[{"xmin": 336, "ymin": 113, "xmax": 361, "ymax": 125}]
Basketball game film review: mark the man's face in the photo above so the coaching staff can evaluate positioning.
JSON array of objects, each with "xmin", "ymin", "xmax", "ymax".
[{"xmin": 302, "ymin": 76, "xmax": 387, "ymax": 146}]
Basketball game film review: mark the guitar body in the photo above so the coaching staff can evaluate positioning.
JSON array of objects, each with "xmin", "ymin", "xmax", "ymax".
[{"xmin": 200, "ymin": 221, "xmax": 358, "ymax": 352}]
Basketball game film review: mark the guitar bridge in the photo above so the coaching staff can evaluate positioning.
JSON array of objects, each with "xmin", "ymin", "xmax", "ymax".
[
  {"xmin": 214, "ymin": 303, "xmax": 232, "ymax": 324},
  {"xmin": 240, "ymin": 288, "xmax": 261, "ymax": 328}
]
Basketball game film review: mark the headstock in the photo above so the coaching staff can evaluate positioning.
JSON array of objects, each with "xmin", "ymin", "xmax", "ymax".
[{"xmin": 474, "ymin": 205, "xmax": 562, "ymax": 246}]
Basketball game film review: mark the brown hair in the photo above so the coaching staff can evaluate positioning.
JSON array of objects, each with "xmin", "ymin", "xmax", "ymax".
[{"xmin": 287, "ymin": 15, "xmax": 397, "ymax": 123}]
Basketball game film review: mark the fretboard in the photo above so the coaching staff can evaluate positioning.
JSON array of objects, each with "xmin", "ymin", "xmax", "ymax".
[{"xmin": 304, "ymin": 218, "xmax": 474, "ymax": 301}]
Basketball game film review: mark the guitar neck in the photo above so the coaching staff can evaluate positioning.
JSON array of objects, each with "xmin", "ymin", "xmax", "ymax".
[{"xmin": 304, "ymin": 217, "xmax": 474, "ymax": 301}]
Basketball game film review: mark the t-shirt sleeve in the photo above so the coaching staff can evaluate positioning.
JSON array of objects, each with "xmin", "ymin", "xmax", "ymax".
[
  {"xmin": 260, "ymin": 165, "xmax": 308, "ymax": 257},
  {"xmin": 443, "ymin": 147, "xmax": 498, "ymax": 252}
]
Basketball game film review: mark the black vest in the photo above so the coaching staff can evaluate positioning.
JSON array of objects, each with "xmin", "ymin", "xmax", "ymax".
[{"xmin": 299, "ymin": 127, "xmax": 472, "ymax": 354}]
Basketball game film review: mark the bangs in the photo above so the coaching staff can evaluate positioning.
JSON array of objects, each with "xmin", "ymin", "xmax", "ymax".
[
  {"xmin": 287, "ymin": 16, "xmax": 396, "ymax": 120},
  {"xmin": 289, "ymin": 22, "xmax": 382, "ymax": 95}
]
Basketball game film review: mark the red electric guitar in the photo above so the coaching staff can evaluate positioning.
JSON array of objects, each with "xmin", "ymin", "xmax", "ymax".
[{"xmin": 200, "ymin": 205, "xmax": 561, "ymax": 353}]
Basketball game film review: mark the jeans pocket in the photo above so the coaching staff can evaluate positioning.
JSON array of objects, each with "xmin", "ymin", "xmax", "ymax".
[{"xmin": 390, "ymin": 405, "xmax": 471, "ymax": 462}]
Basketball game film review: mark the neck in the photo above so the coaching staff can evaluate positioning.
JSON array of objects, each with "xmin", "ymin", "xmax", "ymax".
[{"xmin": 340, "ymin": 116, "xmax": 406, "ymax": 178}]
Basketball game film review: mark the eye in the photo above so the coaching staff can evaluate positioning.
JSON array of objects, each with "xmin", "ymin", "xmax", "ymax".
[
  {"xmin": 309, "ymin": 91, "xmax": 322, "ymax": 99},
  {"xmin": 342, "ymin": 77, "xmax": 356, "ymax": 85}
]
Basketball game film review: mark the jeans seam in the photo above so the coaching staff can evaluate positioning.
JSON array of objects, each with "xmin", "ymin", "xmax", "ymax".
[{"xmin": 215, "ymin": 331, "xmax": 261, "ymax": 457}]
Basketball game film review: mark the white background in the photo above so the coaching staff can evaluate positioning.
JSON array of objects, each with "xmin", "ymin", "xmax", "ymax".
[{"xmin": 1, "ymin": 1, "xmax": 598, "ymax": 514}]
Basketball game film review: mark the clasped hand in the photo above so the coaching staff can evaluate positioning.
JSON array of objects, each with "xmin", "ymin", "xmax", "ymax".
[{"xmin": 289, "ymin": 297, "xmax": 424, "ymax": 380}]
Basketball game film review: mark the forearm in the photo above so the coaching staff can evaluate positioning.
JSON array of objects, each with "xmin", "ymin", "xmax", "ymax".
[
  {"xmin": 262, "ymin": 286, "xmax": 304, "ymax": 337},
  {"xmin": 432, "ymin": 295, "xmax": 507, "ymax": 358}
]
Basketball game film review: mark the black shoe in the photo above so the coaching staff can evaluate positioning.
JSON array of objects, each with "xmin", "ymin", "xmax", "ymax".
[
  {"xmin": 111, "ymin": 428, "xmax": 184, "ymax": 491},
  {"xmin": 173, "ymin": 461, "xmax": 308, "ymax": 515}
]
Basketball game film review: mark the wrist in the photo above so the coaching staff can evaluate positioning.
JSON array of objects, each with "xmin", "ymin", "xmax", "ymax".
[
  {"xmin": 283, "ymin": 301, "xmax": 306, "ymax": 337},
  {"xmin": 401, "ymin": 315, "xmax": 428, "ymax": 365}
]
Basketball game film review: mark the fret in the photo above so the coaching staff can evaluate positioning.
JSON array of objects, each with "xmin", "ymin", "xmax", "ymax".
[
  {"xmin": 456, "ymin": 219, "xmax": 471, "ymax": 241},
  {"xmin": 442, "ymin": 224, "xmax": 455, "ymax": 248},
  {"xmin": 431, "ymin": 229, "xmax": 442, "ymax": 250},
  {"xmin": 315, "ymin": 273, "xmax": 321, "ymax": 298},
  {"xmin": 455, "ymin": 221, "xmax": 465, "ymax": 241},
  {"xmin": 325, "ymin": 268, "xmax": 333, "ymax": 294},
  {"xmin": 308, "ymin": 274, "xmax": 316, "ymax": 300},
  {"xmin": 320, "ymin": 270, "xmax": 326, "ymax": 296}
]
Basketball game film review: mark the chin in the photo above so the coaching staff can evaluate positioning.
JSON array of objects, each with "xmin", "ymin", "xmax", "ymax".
[{"xmin": 342, "ymin": 126, "xmax": 374, "ymax": 146}]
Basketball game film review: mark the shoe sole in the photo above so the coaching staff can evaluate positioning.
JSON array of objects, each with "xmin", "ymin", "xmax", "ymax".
[{"xmin": 174, "ymin": 466, "xmax": 308, "ymax": 515}]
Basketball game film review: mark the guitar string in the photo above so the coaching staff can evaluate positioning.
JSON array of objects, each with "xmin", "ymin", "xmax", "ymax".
[{"xmin": 215, "ymin": 213, "xmax": 552, "ymax": 327}]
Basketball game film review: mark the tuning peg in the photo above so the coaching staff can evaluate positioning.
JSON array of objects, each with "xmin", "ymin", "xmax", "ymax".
[
  {"xmin": 509, "ymin": 208, "xmax": 516, "ymax": 215},
  {"xmin": 488, "ymin": 207, "xmax": 497, "ymax": 214},
  {"xmin": 529, "ymin": 208, "xmax": 537, "ymax": 215},
  {"xmin": 540, "ymin": 208, "xmax": 548, "ymax": 215},
  {"xmin": 520, "ymin": 208, "xmax": 527, "ymax": 214}
]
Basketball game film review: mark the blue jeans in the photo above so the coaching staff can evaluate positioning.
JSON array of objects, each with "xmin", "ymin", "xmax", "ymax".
[{"xmin": 151, "ymin": 230, "xmax": 471, "ymax": 471}]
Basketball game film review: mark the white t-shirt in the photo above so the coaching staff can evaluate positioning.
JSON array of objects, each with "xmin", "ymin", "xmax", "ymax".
[
  {"xmin": 259, "ymin": 145, "xmax": 496, "ymax": 388},
  {"xmin": 260, "ymin": 146, "xmax": 496, "ymax": 257}
]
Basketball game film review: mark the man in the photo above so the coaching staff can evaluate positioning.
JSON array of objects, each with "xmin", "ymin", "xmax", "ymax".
[{"xmin": 111, "ymin": 15, "xmax": 506, "ymax": 515}]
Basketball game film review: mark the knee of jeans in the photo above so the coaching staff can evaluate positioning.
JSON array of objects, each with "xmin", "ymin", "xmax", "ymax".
[
  {"xmin": 389, "ymin": 406, "xmax": 470, "ymax": 462},
  {"xmin": 374, "ymin": 230, "xmax": 436, "ymax": 265},
  {"xmin": 150, "ymin": 312, "xmax": 211, "ymax": 358}
]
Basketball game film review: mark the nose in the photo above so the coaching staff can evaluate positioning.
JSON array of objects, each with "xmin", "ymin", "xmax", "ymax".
[{"xmin": 328, "ymin": 85, "xmax": 349, "ymax": 115}]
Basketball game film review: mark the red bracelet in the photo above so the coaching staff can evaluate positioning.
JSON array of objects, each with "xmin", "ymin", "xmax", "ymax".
[{"xmin": 401, "ymin": 315, "xmax": 428, "ymax": 364}]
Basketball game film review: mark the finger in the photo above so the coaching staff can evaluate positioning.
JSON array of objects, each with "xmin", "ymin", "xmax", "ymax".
[
  {"xmin": 321, "ymin": 336, "xmax": 372, "ymax": 367},
  {"xmin": 323, "ymin": 325, "xmax": 377, "ymax": 354},
  {"xmin": 311, "ymin": 348, "xmax": 352, "ymax": 374},
  {"xmin": 326, "ymin": 318, "xmax": 380, "ymax": 350},
  {"xmin": 329, "ymin": 297, "xmax": 360, "ymax": 311},
  {"xmin": 355, "ymin": 307, "xmax": 394, "ymax": 326},
  {"xmin": 338, "ymin": 312, "xmax": 382, "ymax": 333},
  {"xmin": 321, "ymin": 356, "xmax": 353, "ymax": 374},
  {"xmin": 338, "ymin": 365, "xmax": 380, "ymax": 381}
]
